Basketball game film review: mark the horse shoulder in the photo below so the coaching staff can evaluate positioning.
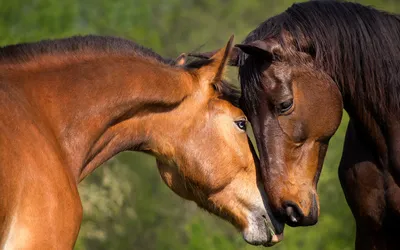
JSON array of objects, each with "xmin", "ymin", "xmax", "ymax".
[{"xmin": 0, "ymin": 118, "xmax": 82, "ymax": 249}]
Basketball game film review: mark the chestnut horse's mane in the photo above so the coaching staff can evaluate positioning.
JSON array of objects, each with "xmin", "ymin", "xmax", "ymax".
[
  {"xmin": 0, "ymin": 35, "xmax": 175, "ymax": 65},
  {"xmin": 0, "ymin": 35, "xmax": 240, "ymax": 106},
  {"xmin": 238, "ymin": 1, "xmax": 400, "ymax": 119}
]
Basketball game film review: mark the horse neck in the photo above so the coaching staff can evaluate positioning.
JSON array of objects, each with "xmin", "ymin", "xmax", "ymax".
[{"xmin": 14, "ymin": 54, "xmax": 194, "ymax": 182}]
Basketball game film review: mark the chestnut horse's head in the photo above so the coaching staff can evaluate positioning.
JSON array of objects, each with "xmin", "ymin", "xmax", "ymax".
[
  {"xmin": 154, "ymin": 37, "xmax": 283, "ymax": 246},
  {"xmin": 235, "ymin": 37, "xmax": 343, "ymax": 226}
]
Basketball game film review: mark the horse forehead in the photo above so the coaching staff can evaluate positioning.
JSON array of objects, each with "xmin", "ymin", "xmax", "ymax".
[
  {"xmin": 263, "ymin": 63, "xmax": 292, "ymax": 90},
  {"xmin": 209, "ymin": 98, "xmax": 243, "ymax": 117}
]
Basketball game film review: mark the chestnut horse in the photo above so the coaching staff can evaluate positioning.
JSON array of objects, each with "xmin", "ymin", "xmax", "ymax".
[
  {"xmin": 0, "ymin": 35, "xmax": 283, "ymax": 249},
  {"xmin": 228, "ymin": 1, "xmax": 399, "ymax": 250}
]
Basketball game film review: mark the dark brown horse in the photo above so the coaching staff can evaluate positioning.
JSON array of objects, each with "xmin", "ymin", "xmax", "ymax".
[
  {"xmin": 191, "ymin": 1, "xmax": 400, "ymax": 249},
  {"xmin": 233, "ymin": 2, "xmax": 400, "ymax": 250},
  {"xmin": 0, "ymin": 35, "xmax": 283, "ymax": 249}
]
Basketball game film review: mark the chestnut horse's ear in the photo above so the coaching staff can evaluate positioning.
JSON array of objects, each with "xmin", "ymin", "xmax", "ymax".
[
  {"xmin": 174, "ymin": 53, "xmax": 187, "ymax": 66},
  {"xmin": 195, "ymin": 35, "xmax": 236, "ymax": 84},
  {"xmin": 188, "ymin": 44, "xmax": 239, "ymax": 67},
  {"xmin": 235, "ymin": 39, "xmax": 283, "ymax": 59}
]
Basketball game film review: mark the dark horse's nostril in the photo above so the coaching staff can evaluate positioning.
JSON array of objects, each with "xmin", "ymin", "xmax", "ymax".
[
  {"xmin": 286, "ymin": 206, "xmax": 298, "ymax": 223},
  {"xmin": 283, "ymin": 203, "xmax": 304, "ymax": 226}
]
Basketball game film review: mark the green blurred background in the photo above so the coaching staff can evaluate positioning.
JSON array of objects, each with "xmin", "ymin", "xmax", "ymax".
[{"xmin": 1, "ymin": 0, "xmax": 399, "ymax": 249}]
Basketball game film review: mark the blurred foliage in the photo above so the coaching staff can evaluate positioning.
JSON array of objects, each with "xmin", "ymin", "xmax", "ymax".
[{"xmin": 0, "ymin": 0, "xmax": 398, "ymax": 249}]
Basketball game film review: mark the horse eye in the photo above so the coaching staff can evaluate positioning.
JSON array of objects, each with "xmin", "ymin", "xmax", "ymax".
[
  {"xmin": 235, "ymin": 120, "xmax": 247, "ymax": 131},
  {"xmin": 278, "ymin": 99, "xmax": 293, "ymax": 114}
]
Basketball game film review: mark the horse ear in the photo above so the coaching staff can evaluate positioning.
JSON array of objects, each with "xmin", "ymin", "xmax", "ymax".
[
  {"xmin": 194, "ymin": 35, "xmax": 235, "ymax": 85},
  {"xmin": 235, "ymin": 39, "xmax": 283, "ymax": 59},
  {"xmin": 188, "ymin": 44, "xmax": 239, "ymax": 67},
  {"xmin": 174, "ymin": 53, "xmax": 187, "ymax": 66}
]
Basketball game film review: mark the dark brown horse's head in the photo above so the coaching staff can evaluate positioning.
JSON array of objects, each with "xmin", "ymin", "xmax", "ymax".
[
  {"xmin": 190, "ymin": 37, "xmax": 343, "ymax": 226},
  {"xmin": 235, "ymin": 38, "xmax": 343, "ymax": 226}
]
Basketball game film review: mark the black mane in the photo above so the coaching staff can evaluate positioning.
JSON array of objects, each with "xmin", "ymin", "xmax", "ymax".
[
  {"xmin": 239, "ymin": 1, "xmax": 400, "ymax": 119},
  {"xmin": 0, "ymin": 35, "xmax": 175, "ymax": 65},
  {"xmin": 215, "ymin": 80, "xmax": 241, "ymax": 107}
]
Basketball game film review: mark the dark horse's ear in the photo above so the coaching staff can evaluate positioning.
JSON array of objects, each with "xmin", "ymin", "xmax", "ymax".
[
  {"xmin": 235, "ymin": 39, "xmax": 283, "ymax": 59},
  {"xmin": 188, "ymin": 46, "xmax": 240, "ymax": 67}
]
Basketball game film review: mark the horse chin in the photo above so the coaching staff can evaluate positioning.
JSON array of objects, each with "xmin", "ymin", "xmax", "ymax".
[
  {"xmin": 242, "ymin": 212, "xmax": 284, "ymax": 247},
  {"xmin": 240, "ymin": 180, "xmax": 285, "ymax": 246}
]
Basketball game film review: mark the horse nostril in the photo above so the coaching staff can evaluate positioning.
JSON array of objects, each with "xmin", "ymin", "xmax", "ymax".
[
  {"xmin": 284, "ymin": 203, "xmax": 303, "ymax": 226},
  {"xmin": 286, "ymin": 206, "xmax": 298, "ymax": 223}
]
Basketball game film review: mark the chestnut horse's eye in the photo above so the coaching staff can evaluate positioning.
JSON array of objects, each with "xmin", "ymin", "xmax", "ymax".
[
  {"xmin": 277, "ymin": 99, "xmax": 294, "ymax": 114},
  {"xmin": 234, "ymin": 120, "xmax": 247, "ymax": 131}
]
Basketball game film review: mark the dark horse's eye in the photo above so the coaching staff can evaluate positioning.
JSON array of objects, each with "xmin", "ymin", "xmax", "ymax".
[
  {"xmin": 235, "ymin": 120, "xmax": 247, "ymax": 131},
  {"xmin": 278, "ymin": 99, "xmax": 294, "ymax": 114}
]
